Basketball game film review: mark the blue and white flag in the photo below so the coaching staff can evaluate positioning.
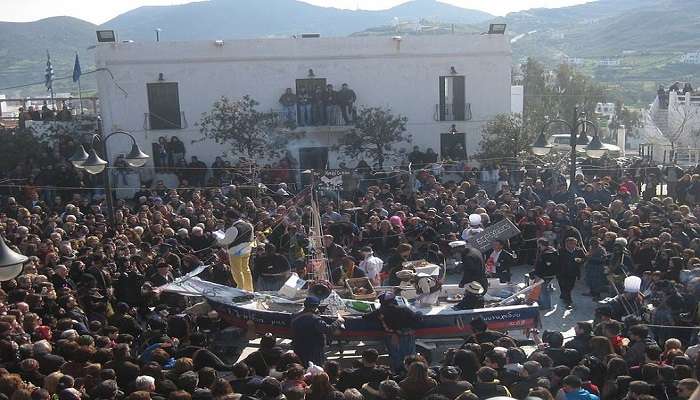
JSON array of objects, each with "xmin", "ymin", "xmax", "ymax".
[
  {"xmin": 44, "ymin": 50, "xmax": 54, "ymax": 92},
  {"xmin": 72, "ymin": 53, "xmax": 81, "ymax": 83}
]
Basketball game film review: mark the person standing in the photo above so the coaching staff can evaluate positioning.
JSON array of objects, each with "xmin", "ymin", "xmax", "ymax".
[
  {"xmin": 323, "ymin": 84, "xmax": 337, "ymax": 125},
  {"xmin": 279, "ymin": 88, "xmax": 297, "ymax": 123},
  {"xmin": 558, "ymin": 237, "xmax": 585, "ymax": 309},
  {"xmin": 297, "ymin": 88, "xmax": 311, "ymax": 126},
  {"xmin": 484, "ymin": 239, "xmax": 515, "ymax": 283},
  {"xmin": 337, "ymin": 83, "xmax": 356, "ymax": 125},
  {"xmin": 364, "ymin": 292, "xmax": 420, "ymax": 373},
  {"xmin": 290, "ymin": 296, "xmax": 344, "ymax": 367},
  {"xmin": 358, "ymin": 246, "xmax": 383, "ymax": 286},
  {"xmin": 459, "ymin": 245, "xmax": 487, "ymax": 291},
  {"xmin": 534, "ymin": 238, "xmax": 559, "ymax": 310},
  {"xmin": 217, "ymin": 209, "xmax": 255, "ymax": 291}
]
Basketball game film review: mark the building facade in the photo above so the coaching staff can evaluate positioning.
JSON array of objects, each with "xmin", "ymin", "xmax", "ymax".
[{"xmin": 95, "ymin": 34, "xmax": 511, "ymax": 169}]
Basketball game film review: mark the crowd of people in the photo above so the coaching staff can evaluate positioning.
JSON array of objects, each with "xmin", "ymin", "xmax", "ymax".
[
  {"xmin": 4, "ymin": 132, "xmax": 700, "ymax": 400},
  {"xmin": 278, "ymin": 83, "xmax": 357, "ymax": 127}
]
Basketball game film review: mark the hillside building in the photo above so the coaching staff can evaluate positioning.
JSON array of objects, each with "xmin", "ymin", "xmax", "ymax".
[{"xmin": 95, "ymin": 34, "xmax": 511, "ymax": 169}]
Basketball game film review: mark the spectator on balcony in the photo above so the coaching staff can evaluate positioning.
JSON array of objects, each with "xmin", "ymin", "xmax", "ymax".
[
  {"xmin": 154, "ymin": 136, "xmax": 169, "ymax": 171},
  {"xmin": 168, "ymin": 136, "xmax": 186, "ymax": 168},
  {"xmin": 312, "ymin": 86, "xmax": 325, "ymax": 126},
  {"xmin": 337, "ymin": 83, "xmax": 357, "ymax": 125},
  {"xmin": 324, "ymin": 84, "xmax": 338, "ymax": 126},
  {"xmin": 297, "ymin": 88, "xmax": 312, "ymax": 127},
  {"xmin": 279, "ymin": 88, "xmax": 297, "ymax": 124}
]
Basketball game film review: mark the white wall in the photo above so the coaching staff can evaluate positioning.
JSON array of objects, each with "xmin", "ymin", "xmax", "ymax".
[
  {"xmin": 510, "ymin": 85, "xmax": 523, "ymax": 115},
  {"xmin": 95, "ymin": 35, "xmax": 511, "ymax": 167}
]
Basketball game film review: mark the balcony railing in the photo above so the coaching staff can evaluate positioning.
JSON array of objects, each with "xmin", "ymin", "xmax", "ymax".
[
  {"xmin": 271, "ymin": 106, "xmax": 352, "ymax": 128},
  {"xmin": 434, "ymin": 103, "xmax": 472, "ymax": 121},
  {"xmin": 143, "ymin": 111, "xmax": 188, "ymax": 130}
]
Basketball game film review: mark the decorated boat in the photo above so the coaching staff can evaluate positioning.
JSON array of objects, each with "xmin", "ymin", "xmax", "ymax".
[
  {"xmin": 159, "ymin": 180, "xmax": 540, "ymax": 340},
  {"xmin": 159, "ymin": 270, "xmax": 541, "ymax": 340}
]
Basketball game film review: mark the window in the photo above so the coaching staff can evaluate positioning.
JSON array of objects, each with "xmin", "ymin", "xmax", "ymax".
[
  {"xmin": 439, "ymin": 76, "xmax": 466, "ymax": 121},
  {"xmin": 440, "ymin": 133, "xmax": 467, "ymax": 161},
  {"xmin": 147, "ymin": 82, "xmax": 181, "ymax": 129}
]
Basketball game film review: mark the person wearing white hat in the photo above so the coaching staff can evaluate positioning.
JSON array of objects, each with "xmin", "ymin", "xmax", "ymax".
[{"xmin": 461, "ymin": 214, "xmax": 484, "ymax": 242}]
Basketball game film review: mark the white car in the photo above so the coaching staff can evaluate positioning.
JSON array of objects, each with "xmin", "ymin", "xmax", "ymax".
[{"xmin": 549, "ymin": 134, "xmax": 621, "ymax": 156}]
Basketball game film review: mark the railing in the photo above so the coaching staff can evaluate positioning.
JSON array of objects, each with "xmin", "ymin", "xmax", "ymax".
[
  {"xmin": 0, "ymin": 96, "xmax": 98, "ymax": 127},
  {"xmin": 143, "ymin": 111, "xmax": 187, "ymax": 130},
  {"xmin": 434, "ymin": 103, "xmax": 472, "ymax": 121},
  {"xmin": 271, "ymin": 106, "xmax": 351, "ymax": 128}
]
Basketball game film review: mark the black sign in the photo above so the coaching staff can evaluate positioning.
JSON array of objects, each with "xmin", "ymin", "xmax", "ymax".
[{"xmin": 468, "ymin": 218, "xmax": 521, "ymax": 252}]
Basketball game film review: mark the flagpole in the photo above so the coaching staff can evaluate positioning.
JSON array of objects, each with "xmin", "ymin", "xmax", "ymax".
[{"xmin": 78, "ymin": 78, "xmax": 83, "ymax": 115}]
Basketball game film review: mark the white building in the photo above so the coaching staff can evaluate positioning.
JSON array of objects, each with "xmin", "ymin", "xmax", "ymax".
[
  {"xmin": 95, "ymin": 35, "xmax": 511, "ymax": 169},
  {"xmin": 511, "ymin": 85, "xmax": 524, "ymax": 115},
  {"xmin": 597, "ymin": 58, "xmax": 621, "ymax": 67},
  {"xmin": 562, "ymin": 56, "xmax": 585, "ymax": 66},
  {"xmin": 681, "ymin": 51, "xmax": 700, "ymax": 65}
]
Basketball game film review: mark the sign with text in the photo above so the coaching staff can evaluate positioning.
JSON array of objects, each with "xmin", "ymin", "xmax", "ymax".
[{"xmin": 468, "ymin": 218, "xmax": 521, "ymax": 252}]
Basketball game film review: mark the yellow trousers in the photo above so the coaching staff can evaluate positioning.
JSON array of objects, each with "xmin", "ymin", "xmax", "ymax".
[{"xmin": 229, "ymin": 253, "xmax": 254, "ymax": 291}]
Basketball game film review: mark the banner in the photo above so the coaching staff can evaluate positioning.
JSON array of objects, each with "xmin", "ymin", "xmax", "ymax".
[{"xmin": 468, "ymin": 218, "xmax": 521, "ymax": 252}]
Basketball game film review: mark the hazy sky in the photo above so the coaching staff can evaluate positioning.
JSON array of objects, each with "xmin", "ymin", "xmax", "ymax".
[{"xmin": 3, "ymin": 0, "xmax": 592, "ymax": 24}]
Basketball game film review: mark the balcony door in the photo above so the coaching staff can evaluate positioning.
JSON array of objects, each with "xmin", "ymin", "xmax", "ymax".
[{"xmin": 439, "ymin": 76, "xmax": 465, "ymax": 121}]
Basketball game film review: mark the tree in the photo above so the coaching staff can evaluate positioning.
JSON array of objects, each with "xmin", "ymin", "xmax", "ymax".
[
  {"xmin": 476, "ymin": 113, "xmax": 530, "ymax": 166},
  {"xmin": 666, "ymin": 100, "xmax": 700, "ymax": 150},
  {"xmin": 334, "ymin": 106, "xmax": 411, "ymax": 169},
  {"xmin": 521, "ymin": 58, "xmax": 608, "ymax": 137},
  {"xmin": 196, "ymin": 95, "xmax": 303, "ymax": 161}
]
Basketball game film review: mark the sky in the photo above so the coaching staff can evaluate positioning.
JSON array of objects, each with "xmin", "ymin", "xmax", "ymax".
[{"xmin": 2, "ymin": 0, "xmax": 593, "ymax": 25}]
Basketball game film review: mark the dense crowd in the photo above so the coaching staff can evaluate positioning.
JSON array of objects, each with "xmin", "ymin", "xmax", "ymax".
[{"xmin": 3, "ymin": 139, "xmax": 700, "ymax": 400}]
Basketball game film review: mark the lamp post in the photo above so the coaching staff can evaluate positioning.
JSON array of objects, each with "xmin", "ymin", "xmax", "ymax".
[
  {"xmin": 530, "ymin": 107, "xmax": 607, "ymax": 193},
  {"xmin": 0, "ymin": 235, "xmax": 28, "ymax": 281},
  {"xmin": 70, "ymin": 128, "xmax": 149, "ymax": 228}
]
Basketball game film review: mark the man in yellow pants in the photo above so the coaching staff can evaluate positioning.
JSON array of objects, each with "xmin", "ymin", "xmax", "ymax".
[{"xmin": 217, "ymin": 210, "xmax": 255, "ymax": 291}]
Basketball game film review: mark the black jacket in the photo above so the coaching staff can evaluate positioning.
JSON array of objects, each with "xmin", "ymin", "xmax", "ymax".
[
  {"xmin": 534, "ymin": 247, "xmax": 559, "ymax": 279},
  {"xmin": 558, "ymin": 247, "xmax": 586, "ymax": 280},
  {"xmin": 460, "ymin": 247, "xmax": 486, "ymax": 288}
]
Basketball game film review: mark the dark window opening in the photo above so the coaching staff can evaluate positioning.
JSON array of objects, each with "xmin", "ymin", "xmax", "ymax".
[
  {"xmin": 440, "ymin": 132, "xmax": 467, "ymax": 161},
  {"xmin": 147, "ymin": 82, "xmax": 182, "ymax": 129},
  {"xmin": 438, "ymin": 76, "xmax": 466, "ymax": 121}
]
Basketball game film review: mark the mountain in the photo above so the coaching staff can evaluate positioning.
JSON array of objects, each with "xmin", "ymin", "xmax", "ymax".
[
  {"xmin": 500, "ymin": 0, "xmax": 700, "ymax": 58},
  {"xmin": 101, "ymin": 0, "xmax": 493, "ymax": 40},
  {"xmin": 0, "ymin": 16, "xmax": 96, "ymax": 96}
]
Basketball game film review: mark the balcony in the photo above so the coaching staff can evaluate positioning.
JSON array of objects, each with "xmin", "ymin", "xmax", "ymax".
[
  {"xmin": 271, "ymin": 106, "xmax": 353, "ymax": 130},
  {"xmin": 143, "ymin": 111, "xmax": 188, "ymax": 130},
  {"xmin": 434, "ymin": 103, "xmax": 472, "ymax": 121}
]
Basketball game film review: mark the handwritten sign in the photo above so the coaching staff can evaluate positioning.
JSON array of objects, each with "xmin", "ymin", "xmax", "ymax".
[{"xmin": 468, "ymin": 218, "xmax": 521, "ymax": 252}]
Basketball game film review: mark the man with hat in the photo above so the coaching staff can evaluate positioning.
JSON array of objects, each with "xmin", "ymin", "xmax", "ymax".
[
  {"xmin": 217, "ymin": 209, "xmax": 255, "ymax": 291},
  {"xmin": 290, "ymin": 296, "xmax": 344, "ymax": 367},
  {"xmin": 454, "ymin": 281, "xmax": 485, "ymax": 310}
]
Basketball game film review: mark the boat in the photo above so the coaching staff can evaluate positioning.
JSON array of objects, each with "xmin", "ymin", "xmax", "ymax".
[
  {"xmin": 158, "ymin": 180, "xmax": 540, "ymax": 341},
  {"xmin": 159, "ymin": 270, "xmax": 541, "ymax": 340}
]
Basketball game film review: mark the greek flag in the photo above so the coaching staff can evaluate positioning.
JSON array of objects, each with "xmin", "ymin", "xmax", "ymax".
[
  {"xmin": 45, "ymin": 50, "xmax": 54, "ymax": 92},
  {"xmin": 72, "ymin": 53, "xmax": 81, "ymax": 83}
]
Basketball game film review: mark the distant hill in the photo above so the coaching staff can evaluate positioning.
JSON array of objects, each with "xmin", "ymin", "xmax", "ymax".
[
  {"xmin": 2, "ymin": 0, "xmax": 700, "ymax": 104},
  {"xmin": 0, "ymin": 16, "xmax": 97, "ymax": 96},
  {"xmin": 101, "ymin": 0, "xmax": 493, "ymax": 40}
]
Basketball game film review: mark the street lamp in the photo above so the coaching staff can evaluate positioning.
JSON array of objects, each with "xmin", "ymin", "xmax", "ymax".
[
  {"xmin": 530, "ymin": 107, "xmax": 607, "ymax": 191},
  {"xmin": 0, "ymin": 235, "xmax": 28, "ymax": 281},
  {"xmin": 70, "ymin": 129, "xmax": 150, "ymax": 226}
]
